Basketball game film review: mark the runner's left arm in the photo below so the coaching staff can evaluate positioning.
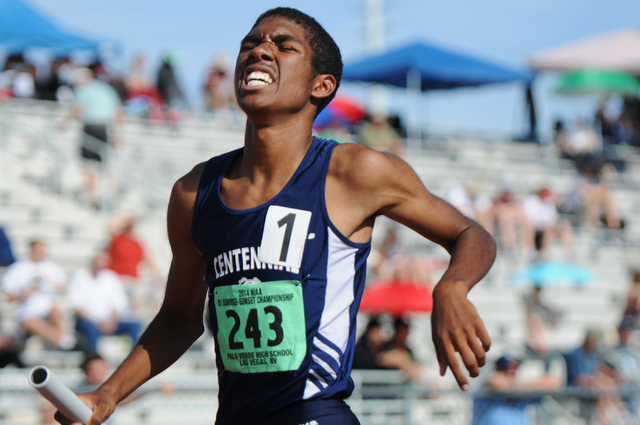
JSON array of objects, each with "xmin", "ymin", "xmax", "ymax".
[{"xmin": 343, "ymin": 147, "xmax": 496, "ymax": 391}]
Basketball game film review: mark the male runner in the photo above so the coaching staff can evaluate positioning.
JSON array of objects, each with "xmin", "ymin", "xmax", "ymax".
[{"xmin": 55, "ymin": 7, "xmax": 496, "ymax": 425}]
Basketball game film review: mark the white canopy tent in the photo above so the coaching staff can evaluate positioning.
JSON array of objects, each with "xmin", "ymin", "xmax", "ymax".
[{"xmin": 529, "ymin": 28, "xmax": 640, "ymax": 75}]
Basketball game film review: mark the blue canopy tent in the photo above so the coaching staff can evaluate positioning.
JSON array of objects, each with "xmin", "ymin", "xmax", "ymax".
[
  {"xmin": 0, "ymin": 0, "xmax": 113, "ymax": 55},
  {"xmin": 342, "ymin": 41, "xmax": 537, "ymax": 144}
]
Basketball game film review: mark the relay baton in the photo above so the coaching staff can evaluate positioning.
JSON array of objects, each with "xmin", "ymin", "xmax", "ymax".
[{"xmin": 29, "ymin": 365, "xmax": 93, "ymax": 424}]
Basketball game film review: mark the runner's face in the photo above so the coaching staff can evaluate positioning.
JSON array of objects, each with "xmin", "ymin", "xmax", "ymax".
[{"xmin": 234, "ymin": 17, "xmax": 318, "ymax": 118}]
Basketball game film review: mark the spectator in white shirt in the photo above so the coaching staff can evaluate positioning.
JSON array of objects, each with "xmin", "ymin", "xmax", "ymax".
[
  {"xmin": 2, "ymin": 239, "xmax": 75, "ymax": 349},
  {"xmin": 67, "ymin": 250, "xmax": 141, "ymax": 353},
  {"xmin": 523, "ymin": 188, "xmax": 574, "ymax": 259}
]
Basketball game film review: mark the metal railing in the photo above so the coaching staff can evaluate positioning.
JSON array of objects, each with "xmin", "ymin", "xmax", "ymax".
[{"xmin": 2, "ymin": 366, "xmax": 640, "ymax": 425}]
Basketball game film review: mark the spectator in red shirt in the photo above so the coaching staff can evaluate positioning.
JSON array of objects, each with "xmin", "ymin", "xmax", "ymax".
[{"xmin": 106, "ymin": 213, "xmax": 159, "ymax": 314}]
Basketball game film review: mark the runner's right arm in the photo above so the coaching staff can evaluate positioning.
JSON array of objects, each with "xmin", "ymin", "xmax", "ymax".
[{"xmin": 55, "ymin": 164, "xmax": 209, "ymax": 425}]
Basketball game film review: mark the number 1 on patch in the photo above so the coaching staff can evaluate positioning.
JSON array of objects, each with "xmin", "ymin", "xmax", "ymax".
[{"xmin": 259, "ymin": 206, "xmax": 312, "ymax": 269}]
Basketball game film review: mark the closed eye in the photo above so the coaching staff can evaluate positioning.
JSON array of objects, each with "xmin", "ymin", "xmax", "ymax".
[
  {"xmin": 240, "ymin": 42, "xmax": 257, "ymax": 52},
  {"xmin": 239, "ymin": 34, "xmax": 261, "ymax": 51},
  {"xmin": 273, "ymin": 34, "xmax": 302, "ymax": 52}
]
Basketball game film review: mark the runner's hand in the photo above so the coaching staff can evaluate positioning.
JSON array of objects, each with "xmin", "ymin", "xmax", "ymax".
[
  {"xmin": 430, "ymin": 280, "xmax": 491, "ymax": 391},
  {"xmin": 54, "ymin": 390, "xmax": 116, "ymax": 425}
]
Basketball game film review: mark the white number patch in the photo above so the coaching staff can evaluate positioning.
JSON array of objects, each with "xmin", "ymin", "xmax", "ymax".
[{"xmin": 259, "ymin": 206, "xmax": 312, "ymax": 269}]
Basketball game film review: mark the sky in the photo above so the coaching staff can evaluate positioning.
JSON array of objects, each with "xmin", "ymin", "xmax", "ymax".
[{"xmin": 17, "ymin": 0, "xmax": 640, "ymax": 140}]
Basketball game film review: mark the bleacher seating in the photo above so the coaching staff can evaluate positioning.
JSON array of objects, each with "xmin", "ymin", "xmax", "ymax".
[{"xmin": 1, "ymin": 97, "xmax": 639, "ymax": 424}]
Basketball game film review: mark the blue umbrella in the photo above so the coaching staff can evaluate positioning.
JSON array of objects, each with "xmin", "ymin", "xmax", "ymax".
[
  {"xmin": 341, "ymin": 40, "xmax": 535, "ymax": 143},
  {"xmin": 510, "ymin": 261, "xmax": 597, "ymax": 287},
  {"xmin": 0, "ymin": 0, "xmax": 117, "ymax": 53},
  {"xmin": 342, "ymin": 41, "xmax": 533, "ymax": 91}
]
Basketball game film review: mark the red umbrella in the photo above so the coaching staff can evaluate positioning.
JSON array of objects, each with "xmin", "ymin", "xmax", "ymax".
[
  {"xmin": 329, "ymin": 95, "xmax": 368, "ymax": 123},
  {"xmin": 313, "ymin": 95, "xmax": 367, "ymax": 128},
  {"xmin": 359, "ymin": 280, "xmax": 433, "ymax": 316}
]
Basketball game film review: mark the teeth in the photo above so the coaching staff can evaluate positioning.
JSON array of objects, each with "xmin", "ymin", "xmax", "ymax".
[{"xmin": 246, "ymin": 71, "xmax": 273, "ymax": 86}]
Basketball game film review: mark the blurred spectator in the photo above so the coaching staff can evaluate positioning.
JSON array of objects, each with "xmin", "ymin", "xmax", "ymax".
[
  {"xmin": 78, "ymin": 350, "xmax": 111, "ymax": 390},
  {"xmin": 11, "ymin": 63, "xmax": 37, "ymax": 98},
  {"xmin": 53, "ymin": 56, "xmax": 75, "ymax": 103},
  {"xmin": 552, "ymin": 119, "xmax": 570, "ymax": 157},
  {"xmin": 378, "ymin": 318, "xmax": 424, "ymax": 381},
  {"xmin": 0, "ymin": 225, "xmax": 16, "ymax": 267},
  {"xmin": 0, "ymin": 53, "xmax": 22, "ymax": 99},
  {"xmin": 0, "ymin": 54, "xmax": 38, "ymax": 99},
  {"xmin": 615, "ymin": 110, "xmax": 640, "ymax": 147},
  {"xmin": 66, "ymin": 67, "xmax": 124, "ymax": 207},
  {"xmin": 564, "ymin": 329, "xmax": 627, "ymax": 425},
  {"xmin": 557, "ymin": 114, "xmax": 627, "ymax": 176},
  {"xmin": 621, "ymin": 270, "xmax": 640, "ymax": 330},
  {"xmin": 89, "ymin": 60, "xmax": 127, "ymax": 102},
  {"xmin": 352, "ymin": 316, "xmax": 424, "ymax": 381},
  {"xmin": 472, "ymin": 354, "xmax": 561, "ymax": 425},
  {"xmin": 357, "ymin": 113, "xmax": 405, "ymax": 157},
  {"xmin": 485, "ymin": 181, "xmax": 534, "ymax": 255},
  {"xmin": 125, "ymin": 52, "xmax": 164, "ymax": 122},
  {"xmin": 595, "ymin": 96, "xmax": 620, "ymax": 148},
  {"xmin": 0, "ymin": 332, "xmax": 24, "ymax": 368},
  {"xmin": 371, "ymin": 224, "xmax": 433, "ymax": 285},
  {"xmin": 592, "ymin": 98, "xmax": 629, "ymax": 174},
  {"xmin": 126, "ymin": 53, "xmax": 155, "ymax": 97},
  {"xmin": 523, "ymin": 187, "xmax": 574, "ymax": 258},
  {"xmin": 156, "ymin": 51, "xmax": 187, "ymax": 124},
  {"xmin": 565, "ymin": 329, "xmax": 608, "ymax": 387},
  {"xmin": 203, "ymin": 53, "xmax": 236, "ymax": 111},
  {"xmin": 371, "ymin": 224, "xmax": 403, "ymax": 280},
  {"xmin": 1, "ymin": 239, "xmax": 75, "ymax": 350},
  {"xmin": 107, "ymin": 212, "xmax": 160, "ymax": 313},
  {"xmin": 616, "ymin": 97, "xmax": 640, "ymax": 148},
  {"xmin": 36, "ymin": 56, "xmax": 70, "ymax": 101},
  {"xmin": 574, "ymin": 162, "xmax": 622, "ymax": 230},
  {"xmin": 352, "ymin": 316, "xmax": 386, "ymax": 370},
  {"xmin": 523, "ymin": 286, "xmax": 562, "ymax": 372},
  {"xmin": 446, "ymin": 183, "xmax": 492, "ymax": 229},
  {"xmin": 600, "ymin": 317, "xmax": 640, "ymax": 414},
  {"xmin": 67, "ymin": 250, "xmax": 141, "ymax": 353},
  {"xmin": 76, "ymin": 350, "xmax": 174, "ymax": 401},
  {"xmin": 564, "ymin": 117, "xmax": 600, "ymax": 162}
]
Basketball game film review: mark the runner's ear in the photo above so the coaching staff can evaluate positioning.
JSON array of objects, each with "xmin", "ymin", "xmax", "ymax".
[{"xmin": 311, "ymin": 74, "xmax": 336, "ymax": 100}]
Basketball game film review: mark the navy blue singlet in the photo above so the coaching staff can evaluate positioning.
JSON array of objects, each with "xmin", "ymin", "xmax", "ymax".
[{"xmin": 191, "ymin": 137, "xmax": 371, "ymax": 424}]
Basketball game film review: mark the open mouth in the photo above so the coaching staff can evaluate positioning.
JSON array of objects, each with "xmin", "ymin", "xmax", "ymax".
[{"xmin": 245, "ymin": 71, "xmax": 274, "ymax": 87}]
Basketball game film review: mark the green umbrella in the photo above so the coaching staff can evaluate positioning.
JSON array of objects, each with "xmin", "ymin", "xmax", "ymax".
[{"xmin": 554, "ymin": 69, "xmax": 640, "ymax": 96}]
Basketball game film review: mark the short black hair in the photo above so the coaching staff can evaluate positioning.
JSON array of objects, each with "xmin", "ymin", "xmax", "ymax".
[
  {"xmin": 366, "ymin": 316, "xmax": 381, "ymax": 332},
  {"xmin": 495, "ymin": 355, "xmax": 520, "ymax": 371},
  {"xmin": 80, "ymin": 351, "xmax": 104, "ymax": 372},
  {"xmin": 252, "ymin": 7, "xmax": 343, "ymax": 115}
]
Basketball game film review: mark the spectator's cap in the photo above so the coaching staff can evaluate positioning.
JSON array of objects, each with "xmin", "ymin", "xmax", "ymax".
[
  {"xmin": 585, "ymin": 328, "xmax": 603, "ymax": 342},
  {"xmin": 495, "ymin": 354, "xmax": 521, "ymax": 371},
  {"xmin": 164, "ymin": 50, "xmax": 180, "ymax": 65},
  {"xmin": 213, "ymin": 54, "xmax": 231, "ymax": 73}
]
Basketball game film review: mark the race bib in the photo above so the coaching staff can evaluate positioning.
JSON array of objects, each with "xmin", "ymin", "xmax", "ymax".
[
  {"xmin": 259, "ymin": 206, "xmax": 312, "ymax": 269},
  {"xmin": 214, "ymin": 280, "xmax": 306, "ymax": 373}
]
